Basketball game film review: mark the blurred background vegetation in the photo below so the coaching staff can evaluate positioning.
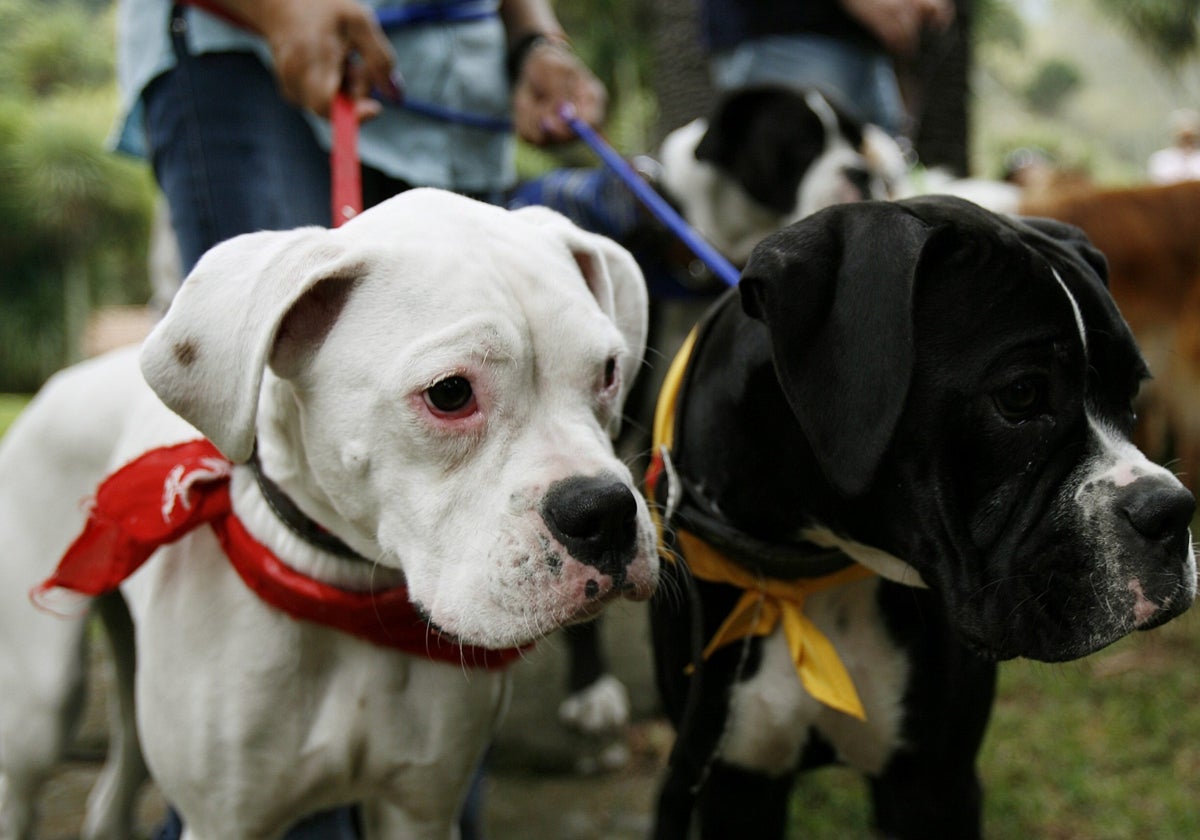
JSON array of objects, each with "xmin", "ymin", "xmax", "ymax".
[
  {"xmin": 0, "ymin": 0, "xmax": 155, "ymax": 392},
  {"xmin": 3, "ymin": 0, "xmax": 1200, "ymax": 391}
]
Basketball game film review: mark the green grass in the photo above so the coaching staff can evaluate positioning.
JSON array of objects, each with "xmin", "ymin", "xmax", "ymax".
[
  {"xmin": 982, "ymin": 613, "xmax": 1200, "ymax": 838},
  {"xmin": 0, "ymin": 394, "xmax": 30, "ymax": 437},
  {"xmin": 787, "ymin": 610, "xmax": 1200, "ymax": 837}
]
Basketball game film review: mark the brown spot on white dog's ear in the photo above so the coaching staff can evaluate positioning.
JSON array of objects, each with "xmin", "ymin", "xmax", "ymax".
[
  {"xmin": 269, "ymin": 271, "xmax": 363, "ymax": 379},
  {"xmin": 574, "ymin": 251, "xmax": 598, "ymax": 294},
  {"xmin": 572, "ymin": 249, "xmax": 616, "ymax": 317},
  {"xmin": 173, "ymin": 340, "xmax": 199, "ymax": 368}
]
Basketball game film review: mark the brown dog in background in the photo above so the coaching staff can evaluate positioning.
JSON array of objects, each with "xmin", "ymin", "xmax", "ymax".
[{"xmin": 1021, "ymin": 179, "xmax": 1200, "ymax": 489}]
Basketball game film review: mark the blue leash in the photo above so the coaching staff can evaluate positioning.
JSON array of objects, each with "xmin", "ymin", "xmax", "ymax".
[
  {"xmin": 388, "ymin": 97, "xmax": 512, "ymax": 132},
  {"xmin": 559, "ymin": 104, "xmax": 741, "ymax": 288}
]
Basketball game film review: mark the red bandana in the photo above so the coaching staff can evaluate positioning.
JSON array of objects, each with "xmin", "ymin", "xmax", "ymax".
[{"xmin": 33, "ymin": 440, "xmax": 526, "ymax": 670}]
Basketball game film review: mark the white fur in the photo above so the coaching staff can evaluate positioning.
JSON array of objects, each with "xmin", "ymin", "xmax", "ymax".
[
  {"xmin": 1054, "ymin": 272, "xmax": 1197, "ymax": 635},
  {"xmin": 0, "ymin": 190, "xmax": 658, "ymax": 839},
  {"xmin": 1074, "ymin": 413, "xmax": 1198, "ymax": 629},
  {"xmin": 719, "ymin": 578, "xmax": 909, "ymax": 777},
  {"xmin": 658, "ymin": 92, "xmax": 906, "ymax": 266},
  {"xmin": 557, "ymin": 673, "xmax": 631, "ymax": 734},
  {"xmin": 659, "ymin": 119, "xmax": 784, "ymax": 266}
]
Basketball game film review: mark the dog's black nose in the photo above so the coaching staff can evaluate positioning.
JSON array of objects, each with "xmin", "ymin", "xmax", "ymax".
[
  {"xmin": 1119, "ymin": 476, "xmax": 1195, "ymax": 546},
  {"xmin": 542, "ymin": 475, "xmax": 638, "ymax": 579}
]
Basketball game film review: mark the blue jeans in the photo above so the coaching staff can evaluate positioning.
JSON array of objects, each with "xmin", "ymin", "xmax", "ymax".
[
  {"xmin": 143, "ymin": 38, "xmax": 331, "ymax": 273},
  {"xmin": 144, "ymin": 7, "xmax": 434, "ymax": 274},
  {"xmin": 710, "ymin": 33, "xmax": 907, "ymax": 136}
]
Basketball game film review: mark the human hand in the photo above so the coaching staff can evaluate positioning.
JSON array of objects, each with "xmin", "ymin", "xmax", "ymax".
[
  {"xmin": 219, "ymin": 0, "xmax": 399, "ymax": 120},
  {"xmin": 511, "ymin": 38, "xmax": 607, "ymax": 145},
  {"xmin": 840, "ymin": 0, "xmax": 954, "ymax": 57}
]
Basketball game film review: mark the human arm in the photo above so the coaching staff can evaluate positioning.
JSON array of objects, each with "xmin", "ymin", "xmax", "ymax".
[
  {"xmin": 501, "ymin": 0, "xmax": 608, "ymax": 145},
  {"xmin": 839, "ymin": 0, "xmax": 954, "ymax": 57},
  {"xmin": 197, "ymin": 0, "xmax": 399, "ymax": 120}
]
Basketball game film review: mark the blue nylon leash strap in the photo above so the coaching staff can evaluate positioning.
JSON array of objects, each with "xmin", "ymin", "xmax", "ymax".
[{"xmin": 559, "ymin": 104, "xmax": 742, "ymax": 287}]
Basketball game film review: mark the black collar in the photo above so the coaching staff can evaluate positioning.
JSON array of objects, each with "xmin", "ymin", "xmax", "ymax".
[
  {"xmin": 656, "ymin": 295, "xmax": 854, "ymax": 581},
  {"xmin": 248, "ymin": 451, "xmax": 372, "ymax": 564},
  {"xmin": 667, "ymin": 480, "xmax": 854, "ymax": 581}
]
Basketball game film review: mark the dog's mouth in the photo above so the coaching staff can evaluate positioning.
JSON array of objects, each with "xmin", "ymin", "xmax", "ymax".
[
  {"xmin": 412, "ymin": 568, "xmax": 655, "ymax": 651},
  {"xmin": 955, "ymin": 567, "xmax": 1197, "ymax": 663}
]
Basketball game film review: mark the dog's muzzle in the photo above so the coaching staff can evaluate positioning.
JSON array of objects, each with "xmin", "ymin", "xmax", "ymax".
[
  {"xmin": 1114, "ymin": 474, "xmax": 1196, "ymax": 628},
  {"xmin": 542, "ymin": 475, "xmax": 639, "ymax": 589},
  {"xmin": 1116, "ymin": 474, "xmax": 1195, "ymax": 555}
]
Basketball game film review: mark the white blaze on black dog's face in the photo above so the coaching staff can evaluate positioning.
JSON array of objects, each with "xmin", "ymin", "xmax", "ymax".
[{"xmin": 740, "ymin": 196, "xmax": 1196, "ymax": 662}]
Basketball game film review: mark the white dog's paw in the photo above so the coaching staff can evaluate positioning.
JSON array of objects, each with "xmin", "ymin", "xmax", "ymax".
[{"xmin": 558, "ymin": 674, "xmax": 630, "ymax": 735}]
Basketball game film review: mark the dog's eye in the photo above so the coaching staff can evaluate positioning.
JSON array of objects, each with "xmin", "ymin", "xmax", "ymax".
[
  {"xmin": 424, "ymin": 376, "xmax": 476, "ymax": 417},
  {"xmin": 994, "ymin": 376, "xmax": 1049, "ymax": 422}
]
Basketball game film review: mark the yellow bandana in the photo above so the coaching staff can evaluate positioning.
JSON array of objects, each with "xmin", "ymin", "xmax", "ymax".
[
  {"xmin": 674, "ymin": 530, "xmax": 873, "ymax": 720},
  {"xmin": 648, "ymin": 326, "xmax": 874, "ymax": 722}
]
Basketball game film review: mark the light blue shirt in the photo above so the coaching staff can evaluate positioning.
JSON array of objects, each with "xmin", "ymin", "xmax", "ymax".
[{"xmin": 114, "ymin": 0, "xmax": 516, "ymax": 192}]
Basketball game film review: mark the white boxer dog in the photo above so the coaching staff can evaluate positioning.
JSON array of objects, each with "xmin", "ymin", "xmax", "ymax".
[{"xmin": 0, "ymin": 189, "xmax": 658, "ymax": 839}]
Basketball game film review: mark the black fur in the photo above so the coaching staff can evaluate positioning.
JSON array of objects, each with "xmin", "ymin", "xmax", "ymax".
[
  {"xmin": 694, "ymin": 86, "xmax": 868, "ymax": 215},
  {"xmin": 649, "ymin": 196, "xmax": 1194, "ymax": 838}
]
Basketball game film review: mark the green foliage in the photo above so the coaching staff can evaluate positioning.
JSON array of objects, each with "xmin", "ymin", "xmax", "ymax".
[
  {"xmin": 975, "ymin": 0, "xmax": 1027, "ymax": 51},
  {"xmin": 0, "ymin": 0, "xmax": 155, "ymax": 392},
  {"xmin": 1094, "ymin": 0, "xmax": 1200, "ymax": 67},
  {"xmin": 519, "ymin": 0, "xmax": 659, "ymax": 170},
  {"xmin": 0, "ymin": 1, "xmax": 113, "ymax": 97},
  {"xmin": 556, "ymin": 0, "xmax": 656, "ymax": 116},
  {"xmin": 1023, "ymin": 57, "xmax": 1084, "ymax": 115}
]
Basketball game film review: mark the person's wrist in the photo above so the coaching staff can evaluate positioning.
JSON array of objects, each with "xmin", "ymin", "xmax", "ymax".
[{"xmin": 506, "ymin": 31, "xmax": 570, "ymax": 83}]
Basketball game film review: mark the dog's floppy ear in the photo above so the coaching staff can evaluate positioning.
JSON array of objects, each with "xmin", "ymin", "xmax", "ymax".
[
  {"xmin": 740, "ymin": 202, "xmax": 937, "ymax": 497},
  {"xmin": 140, "ymin": 227, "xmax": 363, "ymax": 463},
  {"xmin": 512, "ymin": 206, "xmax": 649, "ymax": 431}
]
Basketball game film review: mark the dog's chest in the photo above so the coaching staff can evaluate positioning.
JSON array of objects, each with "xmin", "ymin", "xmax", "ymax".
[
  {"xmin": 132, "ymin": 536, "xmax": 510, "ymax": 804},
  {"xmin": 718, "ymin": 577, "xmax": 909, "ymax": 776},
  {"xmin": 293, "ymin": 647, "xmax": 510, "ymax": 784}
]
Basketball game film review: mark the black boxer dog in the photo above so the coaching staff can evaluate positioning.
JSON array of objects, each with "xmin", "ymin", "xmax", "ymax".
[{"xmin": 648, "ymin": 196, "xmax": 1197, "ymax": 839}]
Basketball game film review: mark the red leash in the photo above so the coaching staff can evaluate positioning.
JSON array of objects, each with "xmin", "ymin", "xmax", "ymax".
[
  {"xmin": 176, "ymin": 0, "xmax": 363, "ymax": 228},
  {"xmin": 330, "ymin": 90, "xmax": 364, "ymax": 226}
]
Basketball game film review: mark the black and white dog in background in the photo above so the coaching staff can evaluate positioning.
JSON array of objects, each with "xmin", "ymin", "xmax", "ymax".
[
  {"xmin": 622, "ymin": 85, "xmax": 910, "ymax": 446},
  {"xmin": 657, "ymin": 85, "xmax": 909, "ymax": 268},
  {"xmin": 648, "ymin": 196, "xmax": 1196, "ymax": 839}
]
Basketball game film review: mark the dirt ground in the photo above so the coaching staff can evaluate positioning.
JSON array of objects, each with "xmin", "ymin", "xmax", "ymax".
[{"xmin": 31, "ymin": 602, "xmax": 668, "ymax": 840}]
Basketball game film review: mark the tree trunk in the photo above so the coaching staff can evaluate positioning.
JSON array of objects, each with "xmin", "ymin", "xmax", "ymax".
[
  {"xmin": 902, "ymin": 0, "xmax": 974, "ymax": 175},
  {"xmin": 648, "ymin": 0, "xmax": 714, "ymax": 144}
]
